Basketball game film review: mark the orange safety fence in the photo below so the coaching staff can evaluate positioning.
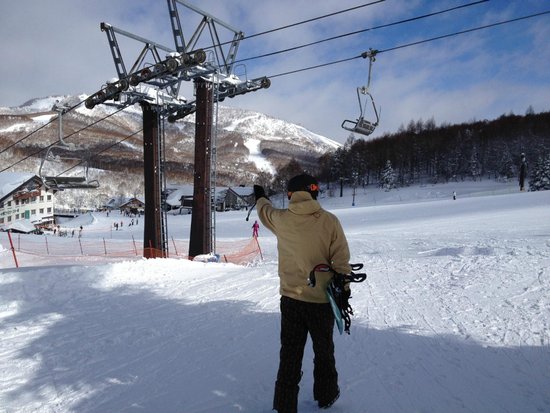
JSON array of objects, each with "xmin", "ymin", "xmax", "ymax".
[
  {"xmin": 220, "ymin": 236, "xmax": 263, "ymax": 265},
  {"xmin": 0, "ymin": 232, "xmax": 263, "ymax": 268}
]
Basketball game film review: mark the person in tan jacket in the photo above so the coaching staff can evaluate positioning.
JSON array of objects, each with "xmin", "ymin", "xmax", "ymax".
[{"xmin": 254, "ymin": 174, "xmax": 351, "ymax": 413}]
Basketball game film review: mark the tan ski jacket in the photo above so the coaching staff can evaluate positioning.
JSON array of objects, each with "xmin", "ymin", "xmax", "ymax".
[{"xmin": 257, "ymin": 191, "xmax": 351, "ymax": 303}]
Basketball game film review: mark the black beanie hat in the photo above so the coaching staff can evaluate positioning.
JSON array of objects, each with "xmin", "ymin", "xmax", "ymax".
[{"xmin": 287, "ymin": 174, "xmax": 319, "ymax": 199}]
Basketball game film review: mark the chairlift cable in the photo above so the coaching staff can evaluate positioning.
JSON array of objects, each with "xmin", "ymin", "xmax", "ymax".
[
  {"xmin": 377, "ymin": 10, "xmax": 550, "ymax": 54},
  {"xmin": 0, "ymin": 105, "xmax": 128, "ymax": 173},
  {"xmin": 267, "ymin": 10, "xmax": 550, "ymax": 79},
  {"xmin": 204, "ymin": 0, "xmax": 386, "ymax": 53},
  {"xmin": 235, "ymin": 0, "xmax": 489, "ymax": 64},
  {"xmin": 57, "ymin": 128, "xmax": 143, "ymax": 177},
  {"xmin": 242, "ymin": 0, "xmax": 386, "ymax": 40},
  {"xmin": 0, "ymin": 100, "xmax": 85, "ymax": 156}
]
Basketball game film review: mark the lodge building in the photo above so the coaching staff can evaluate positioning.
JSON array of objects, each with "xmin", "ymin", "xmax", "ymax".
[{"xmin": 0, "ymin": 173, "xmax": 56, "ymax": 232}]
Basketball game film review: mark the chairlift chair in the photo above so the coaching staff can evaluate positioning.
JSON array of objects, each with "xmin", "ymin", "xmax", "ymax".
[
  {"xmin": 39, "ymin": 144, "xmax": 100, "ymax": 191},
  {"xmin": 341, "ymin": 49, "xmax": 380, "ymax": 137},
  {"xmin": 38, "ymin": 106, "xmax": 100, "ymax": 191}
]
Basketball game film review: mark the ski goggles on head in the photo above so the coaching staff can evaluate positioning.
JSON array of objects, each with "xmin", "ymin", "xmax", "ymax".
[{"xmin": 287, "ymin": 184, "xmax": 319, "ymax": 199}]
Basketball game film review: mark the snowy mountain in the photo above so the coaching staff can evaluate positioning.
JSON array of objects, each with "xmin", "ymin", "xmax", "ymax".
[{"xmin": 0, "ymin": 95, "xmax": 340, "ymax": 189}]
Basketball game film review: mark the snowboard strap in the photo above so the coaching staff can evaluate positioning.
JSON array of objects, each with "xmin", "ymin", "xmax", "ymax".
[{"xmin": 308, "ymin": 263, "xmax": 367, "ymax": 334}]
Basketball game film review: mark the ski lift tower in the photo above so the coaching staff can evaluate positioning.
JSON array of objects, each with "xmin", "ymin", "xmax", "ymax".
[{"xmin": 85, "ymin": 0, "xmax": 269, "ymax": 258}]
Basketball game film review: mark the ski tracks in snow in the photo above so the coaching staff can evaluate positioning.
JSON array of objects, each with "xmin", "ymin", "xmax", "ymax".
[{"xmin": 343, "ymin": 226, "xmax": 550, "ymax": 413}]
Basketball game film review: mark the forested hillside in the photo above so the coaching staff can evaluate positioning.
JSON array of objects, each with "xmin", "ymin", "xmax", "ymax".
[{"xmin": 317, "ymin": 110, "xmax": 550, "ymax": 190}]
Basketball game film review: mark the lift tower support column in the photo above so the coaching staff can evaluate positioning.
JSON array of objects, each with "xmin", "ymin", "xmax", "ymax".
[
  {"xmin": 189, "ymin": 78, "xmax": 213, "ymax": 258},
  {"xmin": 91, "ymin": 3, "xmax": 269, "ymax": 260},
  {"xmin": 142, "ymin": 102, "xmax": 167, "ymax": 258}
]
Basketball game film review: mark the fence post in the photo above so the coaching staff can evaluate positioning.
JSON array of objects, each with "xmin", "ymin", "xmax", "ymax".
[
  {"xmin": 171, "ymin": 236, "xmax": 178, "ymax": 256},
  {"xmin": 103, "ymin": 238, "xmax": 107, "ymax": 255},
  {"xmin": 45, "ymin": 236, "xmax": 49, "ymax": 255},
  {"xmin": 132, "ymin": 235, "xmax": 138, "ymax": 255},
  {"xmin": 7, "ymin": 231, "xmax": 19, "ymax": 268},
  {"xmin": 79, "ymin": 239, "xmax": 83, "ymax": 255},
  {"xmin": 255, "ymin": 236, "xmax": 264, "ymax": 260}
]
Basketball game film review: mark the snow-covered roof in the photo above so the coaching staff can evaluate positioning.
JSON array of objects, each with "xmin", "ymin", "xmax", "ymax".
[
  {"xmin": 165, "ymin": 185, "xmax": 194, "ymax": 207},
  {"xmin": 104, "ymin": 198, "xmax": 120, "ymax": 208},
  {"xmin": 105, "ymin": 197, "xmax": 145, "ymax": 209},
  {"xmin": 228, "ymin": 186, "xmax": 253, "ymax": 197},
  {"xmin": 0, "ymin": 173, "xmax": 36, "ymax": 201},
  {"xmin": 165, "ymin": 185, "xmax": 228, "ymax": 206},
  {"xmin": 120, "ymin": 197, "xmax": 145, "ymax": 207},
  {"xmin": 6, "ymin": 219, "xmax": 36, "ymax": 233}
]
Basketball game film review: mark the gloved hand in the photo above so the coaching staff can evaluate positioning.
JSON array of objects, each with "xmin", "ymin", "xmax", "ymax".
[{"xmin": 253, "ymin": 185, "xmax": 268, "ymax": 201}]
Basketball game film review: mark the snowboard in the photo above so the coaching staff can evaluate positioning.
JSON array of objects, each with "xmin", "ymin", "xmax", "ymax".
[
  {"xmin": 308, "ymin": 262, "xmax": 366, "ymax": 335},
  {"xmin": 327, "ymin": 286, "xmax": 344, "ymax": 335}
]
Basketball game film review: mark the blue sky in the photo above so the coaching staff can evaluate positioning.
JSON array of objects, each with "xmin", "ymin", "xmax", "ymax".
[{"xmin": 0, "ymin": 0, "xmax": 548, "ymax": 144}]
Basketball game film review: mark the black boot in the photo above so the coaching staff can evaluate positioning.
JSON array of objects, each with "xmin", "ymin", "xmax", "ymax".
[
  {"xmin": 317, "ymin": 386, "xmax": 340, "ymax": 409},
  {"xmin": 273, "ymin": 380, "xmax": 299, "ymax": 413}
]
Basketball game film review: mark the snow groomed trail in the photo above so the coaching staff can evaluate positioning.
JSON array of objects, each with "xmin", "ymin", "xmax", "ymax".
[{"xmin": 1, "ymin": 185, "xmax": 549, "ymax": 412}]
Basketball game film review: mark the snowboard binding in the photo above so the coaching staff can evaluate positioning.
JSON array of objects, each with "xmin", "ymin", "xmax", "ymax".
[{"xmin": 308, "ymin": 263, "xmax": 367, "ymax": 334}]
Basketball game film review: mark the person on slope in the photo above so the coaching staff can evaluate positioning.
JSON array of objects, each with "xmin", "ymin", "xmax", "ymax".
[
  {"xmin": 252, "ymin": 220, "xmax": 260, "ymax": 238},
  {"xmin": 254, "ymin": 174, "xmax": 351, "ymax": 413}
]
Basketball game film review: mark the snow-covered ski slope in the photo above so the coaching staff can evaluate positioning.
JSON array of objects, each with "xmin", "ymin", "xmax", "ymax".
[{"xmin": 1, "ymin": 181, "xmax": 549, "ymax": 412}]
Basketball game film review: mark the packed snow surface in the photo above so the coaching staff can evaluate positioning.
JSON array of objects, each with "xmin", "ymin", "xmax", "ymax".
[{"xmin": 0, "ymin": 181, "xmax": 549, "ymax": 412}]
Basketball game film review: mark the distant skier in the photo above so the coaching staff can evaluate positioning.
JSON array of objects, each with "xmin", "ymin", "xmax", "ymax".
[
  {"xmin": 453, "ymin": 191, "xmax": 457, "ymax": 200},
  {"xmin": 252, "ymin": 220, "xmax": 259, "ymax": 238},
  {"xmin": 519, "ymin": 153, "xmax": 527, "ymax": 191}
]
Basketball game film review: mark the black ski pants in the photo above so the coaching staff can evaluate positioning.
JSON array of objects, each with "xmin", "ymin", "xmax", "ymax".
[{"xmin": 273, "ymin": 296, "xmax": 338, "ymax": 413}]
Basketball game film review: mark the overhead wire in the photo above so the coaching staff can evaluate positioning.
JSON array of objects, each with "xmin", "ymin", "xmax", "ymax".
[
  {"xmin": 242, "ymin": 0, "xmax": 386, "ymax": 40},
  {"xmin": 377, "ymin": 10, "xmax": 550, "ymax": 54},
  {"xmin": 0, "ymin": 105, "xmax": 128, "ymax": 173},
  {"xmin": 267, "ymin": 10, "xmax": 550, "ymax": 79},
  {"xmin": 58, "ymin": 128, "xmax": 143, "ymax": 177},
  {"xmin": 235, "ymin": 0, "xmax": 489, "ymax": 64},
  {"xmin": 0, "ymin": 100, "xmax": 84, "ymax": 156}
]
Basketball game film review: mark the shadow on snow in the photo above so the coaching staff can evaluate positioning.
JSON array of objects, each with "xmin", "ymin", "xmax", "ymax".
[{"xmin": 1, "ymin": 268, "xmax": 549, "ymax": 413}]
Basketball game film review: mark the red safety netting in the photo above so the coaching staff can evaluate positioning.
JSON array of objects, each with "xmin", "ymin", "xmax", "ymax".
[{"xmin": 0, "ymin": 232, "xmax": 263, "ymax": 268}]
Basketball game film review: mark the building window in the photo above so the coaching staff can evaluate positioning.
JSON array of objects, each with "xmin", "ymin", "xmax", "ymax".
[
  {"xmin": 47, "ymin": 195, "xmax": 52, "ymax": 201},
  {"xmin": 16, "ymin": 200, "xmax": 20, "ymax": 206},
  {"xmin": 40, "ymin": 196, "xmax": 44, "ymax": 201},
  {"xmin": 7, "ymin": 201, "xmax": 12, "ymax": 207},
  {"xmin": 0, "ymin": 218, "xmax": 4, "ymax": 224},
  {"xmin": 31, "ymin": 209, "xmax": 36, "ymax": 215},
  {"xmin": 7, "ymin": 216, "xmax": 11, "ymax": 222},
  {"xmin": 40, "ymin": 208, "xmax": 44, "ymax": 214},
  {"xmin": 32, "ymin": 197, "xmax": 37, "ymax": 202},
  {"xmin": 47, "ymin": 207, "xmax": 52, "ymax": 213},
  {"xmin": 15, "ymin": 214, "xmax": 19, "ymax": 220}
]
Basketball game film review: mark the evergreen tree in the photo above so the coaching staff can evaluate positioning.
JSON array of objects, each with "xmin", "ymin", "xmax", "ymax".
[
  {"xmin": 498, "ymin": 150, "xmax": 515, "ymax": 179},
  {"xmin": 470, "ymin": 148, "xmax": 481, "ymax": 181},
  {"xmin": 529, "ymin": 154, "xmax": 550, "ymax": 191},
  {"xmin": 381, "ymin": 160, "xmax": 397, "ymax": 191}
]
